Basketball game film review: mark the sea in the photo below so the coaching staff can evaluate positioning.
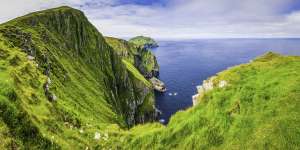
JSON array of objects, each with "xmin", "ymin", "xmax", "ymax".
[{"xmin": 153, "ymin": 38, "xmax": 300, "ymax": 123}]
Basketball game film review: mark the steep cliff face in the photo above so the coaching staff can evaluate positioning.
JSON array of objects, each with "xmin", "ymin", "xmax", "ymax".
[
  {"xmin": 114, "ymin": 52, "xmax": 300, "ymax": 150},
  {"xmin": 105, "ymin": 37, "xmax": 159, "ymax": 78},
  {"xmin": 1, "ymin": 6, "xmax": 298, "ymax": 150},
  {"xmin": 0, "ymin": 6, "xmax": 156, "ymax": 149}
]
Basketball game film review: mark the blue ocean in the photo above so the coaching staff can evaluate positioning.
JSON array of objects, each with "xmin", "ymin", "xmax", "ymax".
[{"xmin": 153, "ymin": 39, "xmax": 300, "ymax": 123}]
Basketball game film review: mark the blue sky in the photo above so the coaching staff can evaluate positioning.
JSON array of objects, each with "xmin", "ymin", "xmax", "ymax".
[{"xmin": 1, "ymin": 0, "xmax": 300, "ymax": 39}]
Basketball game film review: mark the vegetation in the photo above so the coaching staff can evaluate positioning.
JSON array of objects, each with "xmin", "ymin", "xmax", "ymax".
[
  {"xmin": 0, "ymin": 6, "xmax": 156, "ymax": 149},
  {"xmin": 112, "ymin": 52, "xmax": 300, "ymax": 149},
  {"xmin": 105, "ymin": 36, "xmax": 159, "ymax": 78},
  {"xmin": 0, "ymin": 5, "xmax": 299, "ymax": 150},
  {"xmin": 122, "ymin": 60, "xmax": 151, "ymax": 87},
  {"xmin": 128, "ymin": 36, "xmax": 159, "ymax": 49}
]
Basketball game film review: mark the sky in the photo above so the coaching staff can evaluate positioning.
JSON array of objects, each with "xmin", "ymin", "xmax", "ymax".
[{"xmin": 1, "ymin": 0, "xmax": 300, "ymax": 39}]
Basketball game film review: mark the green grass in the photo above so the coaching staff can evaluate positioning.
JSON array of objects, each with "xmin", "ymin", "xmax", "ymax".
[
  {"xmin": 128, "ymin": 36, "xmax": 158, "ymax": 48},
  {"xmin": 0, "ymin": 6, "xmax": 156, "ymax": 149},
  {"xmin": 122, "ymin": 59, "xmax": 151, "ymax": 87},
  {"xmin": 105, "ymin": 36, "xmax": 159, "ymax": 78},
  {"xmin": 111, "ymin": 52, "xmax": 300, "ymax": 150},
  {"xmin": 0, "ymin": 6, "xmax": 299, "ymax": 150}
]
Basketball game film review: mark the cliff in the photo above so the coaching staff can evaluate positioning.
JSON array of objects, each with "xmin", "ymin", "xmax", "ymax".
[
  {"xmin": 114, "ymin": 52, "xmax": 300, "ymax": 149},
  {"xmin": 0, "ymin": 6, "xmax": 156, "ymax": 149},
  {"xmin": 1, "ymin": 6, "xmax": 299, "ymax": 150},
  {"xmin": 105, "ymin": 37, "xmax": 159, "ymax": 78},
  {"xmin": 129, "ymin": 36, "xmax": 159, "ymax": 49}
]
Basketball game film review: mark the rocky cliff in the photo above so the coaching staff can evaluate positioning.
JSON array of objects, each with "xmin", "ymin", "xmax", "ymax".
[
  {"xmin": 0, "ymin": 6, "xmax": 156, "ymax": 149},
  {"xmin": 1, "ymin": 6, "xmax": 299, "ymax": 150},
  {"xmin": 105, "ymin": 37, "xmax": 159, "ymax": 78},
  {"xmin": 114, "ymin": 52, "xmax": 300, "ymax": 150}
]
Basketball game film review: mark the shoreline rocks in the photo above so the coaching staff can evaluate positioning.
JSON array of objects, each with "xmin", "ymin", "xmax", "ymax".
[
  {"xmin": 192, "ymin": 77, "xmax": 228, "ymax": 106},
  {"xmin": 150, "ymin": 77, "xmax": 166, "ymax": 92}
]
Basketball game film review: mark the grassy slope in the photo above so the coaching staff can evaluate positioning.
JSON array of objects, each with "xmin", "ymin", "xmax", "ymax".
[
  {"xmin": 0, "ymin": 6, "xmax": 299, "ymax": 150},
  {"xmin": 115, "ymin": 52, "xmax": 300, "ymax": 150},
  {"xmin": 128, "ymin": 36, "xmax": 158, "ymax": 48},
  {"xmin": 0, "ymin": 6, "xmax": 156, "ymax": 149},
  {"xmin": 105, "ymin": 37, "xmax": 137, "ymax": 64},
  {"xmin": 122, "ymin": 59, "xmax": 151, "ymax": 87},
  {"xmin": 105, "ymin": 37, "xmax": 159, "ymax": 78}
]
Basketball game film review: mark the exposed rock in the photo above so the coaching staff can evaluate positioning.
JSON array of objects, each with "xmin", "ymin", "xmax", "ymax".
[
  {"xmin": 105, "ymin": 37, "xmax": 160, "ymax": 79},
  {"xmin": 155, "ymin": 107, "xmax": 162, "ymax": 115},
  {"xmin": 52, "ymin": 94, "xmax": 57, "ymax": 101},
  {"xmin": 27, "ymin": 55, "xmax": 35, "ymax": 60},
  {"xmin": 94, "ymin": 132, "xmax": 101, "ymax": 140},
  {"xmin": 192, "ymin": 94, "xmax": 200, "ymax": 106},
  {"xmin": 193, "ymin": 77, "xmax": 228, "ymax": 106},
  {"xmin": 218, "ymin": 80, "xmax": 227, "ymax": 88},
  {"xmin": 150, "ymin": 77, "xmax": 166, "ymax": 92}
]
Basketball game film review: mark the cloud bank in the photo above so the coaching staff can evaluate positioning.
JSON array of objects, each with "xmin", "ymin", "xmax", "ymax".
[{"xmin": 1, "ymin": 0, "xmax": 300, "ymax": 39}]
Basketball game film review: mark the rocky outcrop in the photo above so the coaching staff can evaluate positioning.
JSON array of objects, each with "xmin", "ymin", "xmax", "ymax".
[
  {"xmin": 105, "ymin": 37, "xmax": 160, "ymax": 79},
  {"xmin": 105, "ymin": 37, "xmax": 164, "ymax": 92},
  {"xmin": 129, "ymin": 36, "xmax": 159, "ymax": 49},
  {"xmin": 150, "ymin": 77, "xmax": 166, "ymax": 92},
  {"xmin": 193, "ymin": 77, "xmax": 228, "ymax": 105}
]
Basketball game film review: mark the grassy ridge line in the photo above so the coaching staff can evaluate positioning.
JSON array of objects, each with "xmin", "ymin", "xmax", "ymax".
[
  {"xmin": 1, "ymin": 5, "xmax": 299, "ymax": 150},
  {"xmin": 128, "ymin": 36, "xmax": 159, "ymax": 49},
  {"xmin": 113, "ymin": 52, "xmax": 300, "ymax": 149},
  {"xmin": 105, "ymin": 36, "xmax": 159, "ymax": 78},
  {"xmin": 122, "ymin": 59, "xmax": 152, "ymax": 87},
  {"xmin": 0, "ymin": 6, "xmax": 156, "ymax": 149}
]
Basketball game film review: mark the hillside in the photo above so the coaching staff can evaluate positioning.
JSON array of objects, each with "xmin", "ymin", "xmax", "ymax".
[
  {"xmin": 105, "ymin": 37, "xmax": 159, "ymax": 78},
  {"xmin": 113, "ymin": 52, "xmax": 300, "ymax": 149},
  {"xmin": 0, "ymin": 6, "xmax": 157, "ymax": 149},
  {"xmin": 128, "ymin": 36, "xmax": 159, "ymax": 49},
  {"xmin": 0, "ymin": 6, "xmax": 299, "ymax": 150}
]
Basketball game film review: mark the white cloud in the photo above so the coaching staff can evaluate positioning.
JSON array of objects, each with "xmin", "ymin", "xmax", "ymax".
[{"xmin": 0, "ymin": 0, "xmax": 300, "ymax": 39}]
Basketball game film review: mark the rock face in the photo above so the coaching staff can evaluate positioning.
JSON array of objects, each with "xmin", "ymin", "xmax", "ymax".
[
  {"xmin": 0, "ymin": 7, "xmax": 157, "ymax": 148},
  {"xmin": 118, "ymin": 52, "xmax": 300, "ymax": 150},
  {"xmin": 105, "ymin": 37, "xmax": 166, "ymax": 92},
  {"xmin": 105, "ymin": 37, "xmax": 159, "ymax": 79},
  {"xmin": 128, "ymin": 36, "xmax": 159, "ymax": 49},
  {"xmin": 150, "ymin": 77, "xmax": 167, "ymax": 92},
  {"xmin": 193, "ymin": 77, "xmax": 228, "ymax": 105}
]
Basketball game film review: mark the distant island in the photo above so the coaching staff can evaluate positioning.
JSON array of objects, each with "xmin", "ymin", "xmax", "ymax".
[{"xmin": 129, "ymin": 36, "xmax": 159, "ymax": 49}]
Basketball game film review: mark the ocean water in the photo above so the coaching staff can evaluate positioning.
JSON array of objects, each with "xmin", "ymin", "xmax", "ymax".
[{"xmin": 153, "ymin": 38, "xmax": 300, "ymax": 123}]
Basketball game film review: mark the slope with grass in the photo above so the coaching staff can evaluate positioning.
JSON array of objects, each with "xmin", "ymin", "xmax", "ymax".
[
  {"xmin": 1, "ymin": 6, "xmax": 300, "ymax": 150},
  {"xmin": 112, "ymin": 52, "xmax": 300, "ymax": 149},
  {"xmin": 0, "ymin": 6, "xmax": 157, "ymax": 149},
  {"xmin": 128, "ymin": 36, "xmax": 159, "ymax": 49},
  {"xmin": 105, "ymin": 37, "xmax": 159, "ymax": 78}
]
